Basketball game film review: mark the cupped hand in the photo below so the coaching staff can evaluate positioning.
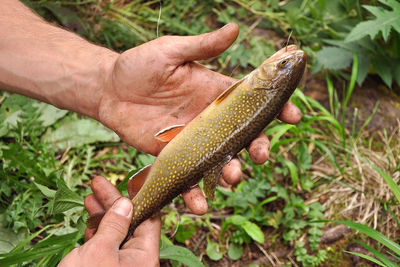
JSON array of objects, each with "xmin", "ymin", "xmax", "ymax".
[
  {"xmin": 59, "ymin": 176, "xmax": 161, "ymax": 267},
  {"xmin": 98, "ymin": 23, "xmax": 302, "ymax": 215}
]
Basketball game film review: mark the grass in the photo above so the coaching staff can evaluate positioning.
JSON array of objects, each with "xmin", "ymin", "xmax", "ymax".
[{"xmin": 1, "ymin": 0, "xmax": 400, "ymax": 266}]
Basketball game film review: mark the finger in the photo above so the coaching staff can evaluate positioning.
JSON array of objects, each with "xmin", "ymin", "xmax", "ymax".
[
  {"xmin": 85, "ymin": 227, "xmax": 97, "ymax": 241},
  {"xmin": 84, "ymin": 194, "xmax": 104, "ymax": 216},
  {"xmin": 247, "ymin": 133, "xmax": 270, "ymax": 165},
  {"xmin": 91, "ymin": 176, "xmax": 122, "ymax": 210},
  {"xmin": 123, "ymin": 215, "xmax": 161, "ymax": 254},
  {"xmin": 182, "ymin": 186, "xmax": 208, "ymax": 215},
  {"xmin": 219, "ymin": 176, "xmax": 230, "ymax": 188},
  {"xmin": 278, "ymin": 101, "xmax": 302, "ymax": 124},
  {"xmin": 84, "ymin": 194, "xmax": 105, "ymax": 242},
  {"xmin": 221, "ymin": 158, "xmax": 242, "ymax": 185},
  {"xmin": 171, "ymin": 22, "xmax": 239, "ymax": 63},
  {"xmin": 94, "ymin": 197, "xmax": 133, "ymax": 248}
]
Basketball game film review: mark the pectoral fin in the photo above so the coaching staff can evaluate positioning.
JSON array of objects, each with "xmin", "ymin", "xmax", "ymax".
[
  {"xmin": 154, "ymin": 124, "xmax": 185, "ymax": 142},
  {"xmin": 127, "ymin": 164, "xmax": 152, "ymax": 199},
  {"xmin": 215, "ymin": 77, "xmax": 245, "ymax": 105},
  {"xmin": 203, "ymin": 167, "xmax": 222, "ymax": 200}
]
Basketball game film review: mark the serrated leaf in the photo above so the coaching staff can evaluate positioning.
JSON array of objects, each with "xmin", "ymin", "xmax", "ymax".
[
  {"xmin": 345, "ymin": 0, "xmax": 400, "ymax": 42},
  {"xmin": 34, "ymin": 182, "xmax": 56, "ymax": 198},
  {"xmin": 248, "ymin": 37, "xmax": 275, "ymax": 68},
  {"xmin": 0, "ymin": 214, "xmax": 27, "ymax": 254},
  {"xmin": 160, "ymin": 245, "xmax": 204, "ymax": 267},
  {"xmin": 357, "ymin": 53, "xmax": 370, "ymax": 86},
  {"xmin": 42, "ymin": 119, "xmax": 119, "ymax": 149},
  {"xmin": 315, "ymin": 47, "xmax": 353, "ymax": 70},
  {"xmin": 33, "ymin": 103, "xmax": 68, "ymax": 127},
  {"xmin": 52, "ymin": 178, "xmax": 83, "ymax": 214},
  {"xmin": 371, "ymin": 56, "xmax": 393, "ymax": 87}
]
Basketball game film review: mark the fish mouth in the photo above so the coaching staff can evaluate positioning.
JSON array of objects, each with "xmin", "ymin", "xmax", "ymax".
[{"xmin": 262, "ymin": 45, "xmax": 303, "ymax": 65}]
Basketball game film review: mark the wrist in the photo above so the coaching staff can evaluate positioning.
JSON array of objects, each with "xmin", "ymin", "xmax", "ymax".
[{"xmin": 69, "ymin": 47, "xmax": 119, "ymax": 120}]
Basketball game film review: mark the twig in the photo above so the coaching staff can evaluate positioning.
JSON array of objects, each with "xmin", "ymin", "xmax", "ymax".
[{"xmin": 255, "ymin": 243, "xmax": 276, "ymax": 266}]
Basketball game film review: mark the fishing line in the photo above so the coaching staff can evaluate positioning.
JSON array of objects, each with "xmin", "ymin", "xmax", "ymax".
[
  {"xmin": 285, "ymin": 30, "xmax": 293, "ymax": 52},
  {"xmin": 156, "ymin": 0, "xmax": 162, "ymax": 37}
]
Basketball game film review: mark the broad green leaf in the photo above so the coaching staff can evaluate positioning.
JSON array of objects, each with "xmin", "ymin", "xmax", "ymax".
[
  {"xmin": 34, "ymin": 182, "xmax": 56, "ymax": 198},
  {"xmin": 206, "ymin": 241, "xmax": 223, "ymax": 261},
  {"xmin": 228, "ymin": 242, "xmax": 243, "ymax": 260},
  {"xmin": 357, "ymin": 53, "xmax": 370, "ymax": 86},
  {"xmin": 0, "ymin": 214, "xmax": 27, "ymax": 254},
  {"xmin": 315, "ymin": 47, "xmax": 353, "ymax": 70},
  {"xmin": 371, "ymin": 56, "xmax": 392, "ymax": 87},
  {"xmin": 52, "ymin": 178, "xmax": 84, "ymax": 214},
  {"xmin": 160, "ymin": 245, "xmax": 204, "ymax": 267},
  {"xmin": 42, "ymin": 118, "xmax": 119, "ymax": 149},
  {"xmin": 227, "ymin": 215, "xmax": 247, "ymax": 226},
  {"xmin": 33, "ymin": 102, "xmax": 68, "ymax": 127},
  {"xmin": 241, "ymin": 221, "xmax": 264, "ymax": 243},
  {"xmin": 345, "ymin": 0, "xmax": 400, "ymax": 42}
]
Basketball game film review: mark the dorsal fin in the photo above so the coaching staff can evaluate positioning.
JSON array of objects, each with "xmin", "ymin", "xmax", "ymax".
[
  {"xmin": 215, "ymin": 78, "xmax": 245, "ymax": 105},
  {"xmin": 127, "ymin": 164, "xmax": 152, "ymax": 199},
  {"xmin": 154, "ymin": 124, "xmax": 185, "ymax": 142}
]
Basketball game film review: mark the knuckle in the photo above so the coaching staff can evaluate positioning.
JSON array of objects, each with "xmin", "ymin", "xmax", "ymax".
[{"xmin": 101, "ymin": 220, "xmax": 127, "ymax": 237}]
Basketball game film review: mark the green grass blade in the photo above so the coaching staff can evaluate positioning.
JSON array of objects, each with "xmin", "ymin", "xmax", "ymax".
[
  {"xmin": 344, "ymin": 251, "xmax": 386, "ymax": 267},
  {"xmin": 336, "ymin": 221, "xmax": 400, "ymax": 257},
  {"xmin": 371, "ymin": 164, "xmax": 400, "ymax": 203},
  {"xmin": 285, "ymin": 160, "xmax": 299, "ymax": 188},
  {"xmin": 265, "ymin": 124, "xmax": 295, "ymax": 150},
  {"xmin": 357, "ymin": 240, "xmax": 399, "ymax": 267},
  {"xmin": 10, "ymin": 224, "xmax": 55, "ymax": 253}
]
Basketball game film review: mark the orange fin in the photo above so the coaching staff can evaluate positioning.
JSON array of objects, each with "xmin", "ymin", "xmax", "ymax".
[
  {"xmin": 127, "ymin": 164, "xmax": 152, "ymax": 199},
  {"xmin": 87, "ymin": 211, "xmax": 106, "ymax": 229},
  {"xmin": 154, "ymin": 124, "xmax": 185, "ymax": 142},
  {"xmin": 215, "ymin": 78, "xmax": 245, "ymax": 105}
]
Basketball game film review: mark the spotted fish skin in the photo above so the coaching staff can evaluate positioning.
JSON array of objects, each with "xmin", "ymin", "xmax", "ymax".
[{"xmin": 126, "ymin": 46, "xmax": 306, "ymax": 232}]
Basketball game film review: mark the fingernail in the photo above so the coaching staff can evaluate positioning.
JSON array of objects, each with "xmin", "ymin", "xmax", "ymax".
[{"xmin": 112, "ymin": 198, "xmax": 132, "ymax": 217}]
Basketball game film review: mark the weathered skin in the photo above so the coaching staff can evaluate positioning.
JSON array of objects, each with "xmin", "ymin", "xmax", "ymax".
[
  {"xmin": 127, "ymin": 45, "xmax": 305, "ymax": 229},
  {"xmin": 88, "ymin": 45, "xmax": 306, "ymax": 242}
]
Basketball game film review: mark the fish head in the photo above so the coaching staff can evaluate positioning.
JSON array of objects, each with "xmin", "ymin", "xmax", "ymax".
[{"xmin": 254, "ymin": 47, "xmax": 306, "ymax": 94}]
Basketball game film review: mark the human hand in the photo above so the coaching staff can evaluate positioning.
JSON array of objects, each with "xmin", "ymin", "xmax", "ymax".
[
  {"xmin": 97, "ymin": 23, "xmax": 302, "ymax": 214},
  {"xmin": 59, "ymin": 176, "xmax": 161, "ymax": 267}
]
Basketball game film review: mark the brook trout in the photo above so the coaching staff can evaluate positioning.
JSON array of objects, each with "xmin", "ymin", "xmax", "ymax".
[{"xmin": 88, "ymin": 45, "xmax": 306, "ymax": 241}]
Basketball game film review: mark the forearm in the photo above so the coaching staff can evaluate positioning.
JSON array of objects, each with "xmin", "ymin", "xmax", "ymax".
[{"xmin": 0, "ymin": 0, "xmax": 118, "ymax": 119}]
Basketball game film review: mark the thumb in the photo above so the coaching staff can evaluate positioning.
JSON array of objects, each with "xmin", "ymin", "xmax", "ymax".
[
  {"xmin": 171, "ymin": 22, "xmax": 239, "ymax": 63},
  {"xmin": 94, "ymin": 197, "xmax": 133, "ymax": 248}
]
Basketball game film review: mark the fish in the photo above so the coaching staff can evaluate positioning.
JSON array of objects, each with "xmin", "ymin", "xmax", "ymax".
[{"xmin": 87, "ymin": 44, "xmax": 306, "ymax": 243}]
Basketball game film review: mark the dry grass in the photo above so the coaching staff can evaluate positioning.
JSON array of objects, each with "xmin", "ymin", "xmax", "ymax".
[{"xmin": 311, "ymin": 121, "xmax": 400, "ymax": 239}]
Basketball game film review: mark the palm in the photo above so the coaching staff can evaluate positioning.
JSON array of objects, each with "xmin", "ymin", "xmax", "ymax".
[{"xmin": 99, "ymin": 37, "xmax": 236, "ymax": 155}]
